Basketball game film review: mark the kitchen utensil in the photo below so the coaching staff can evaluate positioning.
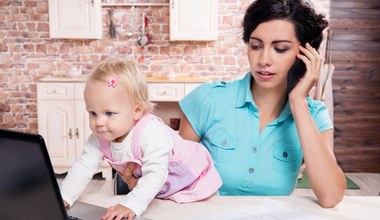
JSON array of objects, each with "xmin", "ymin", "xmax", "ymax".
[
  {"xmin": 127, "ymin": 6, "xmax": 135, "ymax": 37},
  {"xmin": 108, "ymin": 9, "xmax": 117, "ymax": 38},
  {"xmin": 138, "ymin": 13, "xmax": 150, "ymax": 47}
]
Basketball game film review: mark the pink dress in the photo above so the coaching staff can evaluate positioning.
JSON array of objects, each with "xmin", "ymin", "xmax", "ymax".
[{"xmin": 99, "ymin": 114, "xmax": 222, "ymax": 203}]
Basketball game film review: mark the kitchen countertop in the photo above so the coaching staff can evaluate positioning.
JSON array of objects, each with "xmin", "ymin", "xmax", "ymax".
[{"xmin": 37, "ymin": 76, "xmax": 213, "ymax": 83}]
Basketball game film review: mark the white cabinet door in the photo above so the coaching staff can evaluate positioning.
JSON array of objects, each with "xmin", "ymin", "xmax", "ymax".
[
  {"xmin": 170, "ymin": 0, "xmax": 218, "ymax": 41},
  {"xmin": 38, "ymin": 100, "xmax": 76, "ymax": 167},
  {"xmin": 48, "ymin": 0, "xmax": 102, "ymax": 39},
  {"xmin": 74, "ymin": 100, "xmax": 91, "ymax": 157},
  {"xmin": 73, "ymin": 84, "xmax": 90, "ymax": 156},
  {"xmin": 37, "ymin": 82, "xmax": 112, "ymax": 179}
]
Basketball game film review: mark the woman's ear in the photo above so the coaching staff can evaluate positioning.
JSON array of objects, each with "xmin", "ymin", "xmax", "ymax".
[{"xmin": 133, "ymin": 103, "xmax": 144, "ymax": 120}]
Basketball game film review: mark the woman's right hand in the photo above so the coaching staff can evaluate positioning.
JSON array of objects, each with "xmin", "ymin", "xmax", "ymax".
[{"xmin": 118, "ymin": 163, "xmax": 139, "ymax": 190}]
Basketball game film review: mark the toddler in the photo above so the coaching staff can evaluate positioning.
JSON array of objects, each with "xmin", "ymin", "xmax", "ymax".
[{"xmin": 60, "ymin": 58, "xmax": 222, "ymax": 220}]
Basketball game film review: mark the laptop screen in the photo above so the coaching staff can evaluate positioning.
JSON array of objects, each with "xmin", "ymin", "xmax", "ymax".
[{"xmin": 0, "ymin": 129, "xmax": 67, "ymax": 220}]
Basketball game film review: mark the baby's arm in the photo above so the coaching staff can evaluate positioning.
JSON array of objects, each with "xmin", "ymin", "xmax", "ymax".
[
  {"xmin": 60, "ymin": 134, "xmax": 103, "ymax": 206},
  {"xmin": 111, "ymin": 120, "xmax": 172, "ymax": 218}
]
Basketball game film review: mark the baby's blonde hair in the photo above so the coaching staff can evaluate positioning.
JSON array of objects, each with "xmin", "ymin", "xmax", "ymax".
[{"xmin": 87, "ymin": 57, "xmax": 154, "ymax": 113}]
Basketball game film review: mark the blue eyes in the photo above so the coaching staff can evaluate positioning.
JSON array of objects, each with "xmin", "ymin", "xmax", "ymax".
[
  {"xmin": 250, "ymin": 44, "xmax": 288, "ymax": 54},
  {"xmin": 89, "ymin": 111, "xmax": 115, "ymax": 117}
]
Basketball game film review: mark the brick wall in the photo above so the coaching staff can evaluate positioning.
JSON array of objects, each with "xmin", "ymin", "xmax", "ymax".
[{"xmin": 0, "ymin": 0, "xmax": 330, "ymax": 133}]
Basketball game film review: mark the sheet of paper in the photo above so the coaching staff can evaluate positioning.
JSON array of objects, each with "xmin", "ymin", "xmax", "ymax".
[{"xmin": 188, "ymin": 198, "xmax": 327, "ymax": 220}]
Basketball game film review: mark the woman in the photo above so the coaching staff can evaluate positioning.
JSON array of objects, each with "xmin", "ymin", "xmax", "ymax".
[{"xmin": 179, "ymin": 0, "xmax": 345, "ymax": 208}]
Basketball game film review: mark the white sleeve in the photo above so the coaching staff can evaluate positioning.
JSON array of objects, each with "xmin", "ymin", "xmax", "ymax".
[
  {"xmin": 119, "ymin": 120, "xmax": 172, "ymax": 216},
  {"xmin": 60, "ymin": 134, "xmax": 103, "ymax": 206}
]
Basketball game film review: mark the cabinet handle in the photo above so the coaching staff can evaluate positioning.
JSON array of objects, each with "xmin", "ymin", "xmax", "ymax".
[
  {"xmin": 69, "ymin": 129, "xmax": 73, "ymax": 139},
  {"xmin": 75, "ymin": 128, "xmax": 79, "ymax": 139},
  {"xmin": 88, "ymin": 0, "xmax": 94, "ymax": 7}
]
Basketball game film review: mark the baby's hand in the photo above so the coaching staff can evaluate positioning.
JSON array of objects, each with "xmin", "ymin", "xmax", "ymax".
[{"xmin": 102, "ymin": 204, "xmax": 136, "ymax": 220}]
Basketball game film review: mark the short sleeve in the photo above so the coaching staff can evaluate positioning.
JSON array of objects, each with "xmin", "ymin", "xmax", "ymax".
[
  {"xmin": 308, "ymin": 98, "xmax": 334, "ymax": 132},
  {"xmin": 179, "ymin": 82, "xmax": 215, "ymax": 137}
]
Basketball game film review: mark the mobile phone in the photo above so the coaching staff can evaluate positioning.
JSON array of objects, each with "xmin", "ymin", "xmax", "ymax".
[{"xmin": 286, "ymin": 58, "xmax": 306, "ymax": 94}]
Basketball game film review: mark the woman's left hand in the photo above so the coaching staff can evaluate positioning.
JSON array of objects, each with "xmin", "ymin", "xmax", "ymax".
[
  {"xmin": 118, "ymin": 163, "xmax": 139, "ymax": 190},
  {"xmin": 289, "ymin": 43, "xmax": 323, "ymax": 100}
]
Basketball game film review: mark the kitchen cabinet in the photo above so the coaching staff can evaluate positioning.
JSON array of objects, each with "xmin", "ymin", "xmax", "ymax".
[
  {"xmin": 37, "ymin": 82, "xmax": 111, "ymax": 179},
  {"xmin": 48, "ymin": 0, "xmax": 102, "ymax": 39},
  {"xmin": 147, "ymin": 80, "xmax": 204, "ymax": 125},
  {"xmin": 170, "ymin": 0, "xmax": 218, "ymax": 41}
]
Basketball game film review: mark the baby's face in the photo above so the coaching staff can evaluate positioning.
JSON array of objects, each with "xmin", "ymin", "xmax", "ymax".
[{"xmin": 84, "ymin": 78, "xmax": 137, "ymax": 142}]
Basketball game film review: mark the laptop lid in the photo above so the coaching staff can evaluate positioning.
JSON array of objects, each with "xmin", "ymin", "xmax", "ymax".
[
  {"xmin": 0, "ymin": 129, "xmax": 68, "ymax": 220},
  {"xmin": 0, "ymin": 129, "xmax": 152, "ymax": 220}
]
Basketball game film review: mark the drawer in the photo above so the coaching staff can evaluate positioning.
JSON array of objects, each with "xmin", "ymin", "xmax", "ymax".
[
  {"xmin": 37, "ymin": 83, "xmax": 74, "ymax": 100},
  {"xmin": 74, "ymin": 83, "xmax": 86, "ymax": 100},
  {"xmin": 148, "ymin": 83, "xmax": 184, "ymax": 101},
  {"xmin": 184, "ymin": 83, "xmax": 201, "ymax": 96}
]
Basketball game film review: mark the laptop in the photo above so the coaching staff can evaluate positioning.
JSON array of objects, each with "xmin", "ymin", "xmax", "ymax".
[{"xmin": 0, "ymin": 129, "xmax": 150, "ymax": 220}]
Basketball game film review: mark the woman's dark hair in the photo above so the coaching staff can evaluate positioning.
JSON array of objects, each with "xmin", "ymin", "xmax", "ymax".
[{"xmin": 242, "ymin": 0, "xmax": 328, "ymax": 50}]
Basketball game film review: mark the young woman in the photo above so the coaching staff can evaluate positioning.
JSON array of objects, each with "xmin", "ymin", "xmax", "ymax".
[{"xmin": 179, "ymin": 0, "xmax": 345, "ymax": 208}]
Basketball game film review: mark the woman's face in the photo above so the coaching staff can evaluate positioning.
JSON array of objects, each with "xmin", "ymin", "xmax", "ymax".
[{"xmin": 248, "ymin": 19, "xmax": 300, "ymax": 92}]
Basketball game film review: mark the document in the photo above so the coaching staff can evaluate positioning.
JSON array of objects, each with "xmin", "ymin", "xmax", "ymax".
[{"xmin": 188, "ymin": 198, "xmax": 327, "ymax": 220}]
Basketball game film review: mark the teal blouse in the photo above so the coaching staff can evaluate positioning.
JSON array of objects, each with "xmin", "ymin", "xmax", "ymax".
[{"xmin": 179, "ymin": 73, "xmax": 333, "ymax": 195}]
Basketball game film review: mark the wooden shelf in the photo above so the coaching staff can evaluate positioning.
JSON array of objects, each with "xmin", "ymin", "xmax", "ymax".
[{"xmin": 101, "ymin": 3, "xmax": 169, "ymax": 7}]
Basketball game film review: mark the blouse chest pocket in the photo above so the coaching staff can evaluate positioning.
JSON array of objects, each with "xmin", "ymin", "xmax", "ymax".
[
  {"xmin": 209, "ymin": 132, "xmax": 237, "ymax": 164},
  {"xmin": 272, "ymin": 145, "xmax": 300, "ymax": 175}
]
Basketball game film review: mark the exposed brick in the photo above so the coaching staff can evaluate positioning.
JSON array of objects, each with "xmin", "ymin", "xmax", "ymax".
[
  {"xmin": 24, "ymin": 1, "xmax": 38, "ymax": 7},
  {"xmin": 0, "ymin": 1, "xmax": 11, "ymax": 7},
  {"xmin": 0, "ymin": 44, "xmax": 8, "ymax": 52},
  {"xmin": 23, "ymin": 44, "xmax": 35, "ymax": 52},
  {"xmin": 0, "ymin": 104, "xmax": 11, "ymax": 112},
  {"xmin": 0, "ymin": 0, "xmax": 330, "ymax": 133},
  {"xmin": 37, "ymin": 22, "xmax": 49, "ymax": 32}
]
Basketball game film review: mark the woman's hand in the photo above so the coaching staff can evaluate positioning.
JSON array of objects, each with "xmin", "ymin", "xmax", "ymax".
[
  {"xmin": 118, "ymin": 163, "xmax": 139, "ymax": 190},
  {"xmin": 102, "ymin": 204, "xmax": 136, "ymax": 220},
  {"xmin": 289, "ymin": 43, "xmax": 323, "ymax": 101}
]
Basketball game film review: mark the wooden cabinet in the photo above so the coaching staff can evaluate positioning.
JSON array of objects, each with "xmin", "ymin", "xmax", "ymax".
[
  {"xmin": 147, "ymin": 80, "xmax": 204, "ymax": 125},
  {"xmin": 37, "ymin": 82, "xmax": 111, "ymax": 179},
  {"xmin": 170, "ymin": 0, "xmax": 218, "ymax": 41},
  {"xmin": 48, "ymin": 0, "xmax": 102, "ymax": 39}
]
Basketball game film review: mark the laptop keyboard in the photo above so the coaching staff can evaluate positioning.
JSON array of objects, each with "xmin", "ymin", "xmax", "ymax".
[{"xmin": 68, "ymin": 215, "xmax": 83, "ymax": 220}]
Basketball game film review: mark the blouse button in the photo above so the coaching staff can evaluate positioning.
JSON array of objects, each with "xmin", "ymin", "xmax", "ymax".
[
  {"xmin": 252, "ymin": 147, "xmax": 257, "ymax": 153},
  {"xmin": 221, "ymin": 139, "xmax": 227, "ymax": 146},
  {"xmin": 248, "ymin": 168, "xmax": 254, "ymax": 174},
  {"xmin": 283, "ymin": 152, "xmax": 288, "ymax": 158}
]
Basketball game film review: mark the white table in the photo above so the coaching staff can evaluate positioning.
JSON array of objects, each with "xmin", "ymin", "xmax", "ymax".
[{"xmin": 78, "ymin": 194, "xmax": 380, "ymax": 220}]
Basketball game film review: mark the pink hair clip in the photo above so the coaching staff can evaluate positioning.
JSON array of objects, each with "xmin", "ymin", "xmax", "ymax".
[{"xmin": 108, "ymin": 75, "xmax": 119, "ymax": 88}]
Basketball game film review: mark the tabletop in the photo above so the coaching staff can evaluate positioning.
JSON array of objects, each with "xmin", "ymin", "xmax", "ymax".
[{"xmin": 77, "ymin": 194, "xmax": 379, "ymax": 220}]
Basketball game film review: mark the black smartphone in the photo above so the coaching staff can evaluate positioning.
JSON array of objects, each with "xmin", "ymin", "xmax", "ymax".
[{"xmin": 286, "ymin": 58, "xmax": 306, "ymax": 94}]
